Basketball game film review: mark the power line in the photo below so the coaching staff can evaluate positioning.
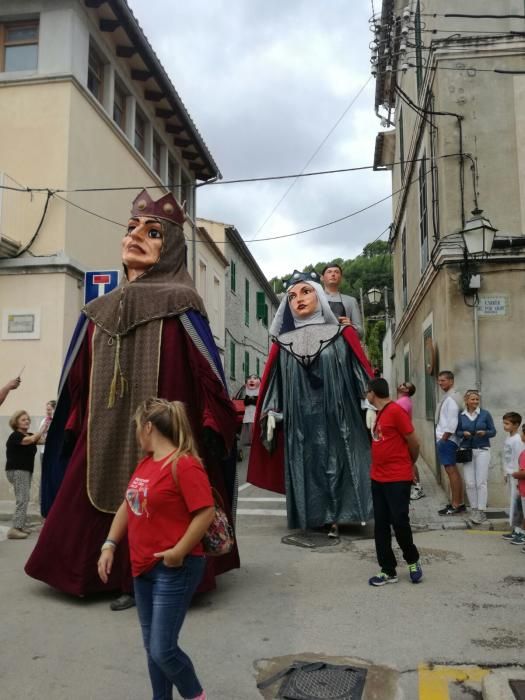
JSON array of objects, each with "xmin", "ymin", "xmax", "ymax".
[
  {"xmin": 2, "ymin": 154, "xmax": 464, "ymax": 251},
  {"xmin": 420, "ymin": 13, "xmax": 525, "ymax": 20},
  {"xmin": 0, "ymin": 153, "xmax": 451, "ymax": 194},
  {"xmin": 251, "ymin": 76, "xmax": 372, "ymax": 240}
]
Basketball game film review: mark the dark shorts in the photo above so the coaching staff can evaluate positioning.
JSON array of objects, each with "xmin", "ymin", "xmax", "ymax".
[{"xmin": 436, "ymin": 439, "xmax": 457, "ymax": 467}]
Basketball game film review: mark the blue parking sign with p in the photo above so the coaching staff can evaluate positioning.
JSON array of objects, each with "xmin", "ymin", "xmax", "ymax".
[{"xmin": 84, "ymin": 270, "xmax": 120, "ymax": 305}]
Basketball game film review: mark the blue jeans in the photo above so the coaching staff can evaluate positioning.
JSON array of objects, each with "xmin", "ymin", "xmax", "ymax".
[{"xmin": 134, "ymin": 556, "xmax": 206, "ymax": 700}]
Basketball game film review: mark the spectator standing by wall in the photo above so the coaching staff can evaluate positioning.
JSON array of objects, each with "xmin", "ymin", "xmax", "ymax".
[
  {"xmin": 5, "ymin": 410, "xmax": 49, "ymax": 540},
  {"xmin": 501, "ymin": 412, "xmax": 525, "ymax": 539},
  {"xmin": 38, "ymin": 400, "xmax": 56, "ymax": 462},
  {"xmin": 435, "ymin": 371, "xmax": 465, "ymax": 516},
  {"xmin": 455, "ymin": 390, "xmax": 496, "ymax": 524},
  {"xmin": 396, "ymin": 382, "xmax": 424, "ymax": 501}
]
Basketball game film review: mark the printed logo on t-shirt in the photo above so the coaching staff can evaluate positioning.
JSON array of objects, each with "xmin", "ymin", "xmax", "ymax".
[
  {"xmin": 371, "ymin": 422, "xmax": 384, "ymax": 442},
  {"xmin": 126, "ymin": 476, "xmax": 149, "ymax": 517}
]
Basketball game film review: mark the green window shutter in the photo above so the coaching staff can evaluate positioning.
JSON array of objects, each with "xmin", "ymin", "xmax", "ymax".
[
  {"xmin": 245, "ymin": 279, "xmax": 250, "ymax": 326},
  {"xmin": 230, "ymin": 340, "xmax": 236, "ymax": 379},
  {"xmin": 256, "ymin": 291, "xmax": 265, "ymax": 320},
  {"xmin": 244, "ymin": 351, "xmax": 250, "ymax": 379},
  {"xmin": 230, "ymin": 260, "xmax": 236, "ymax": 293},
  {"xmin": 423, "ymin": 327, "xmax": 436, "ymax": 420}
]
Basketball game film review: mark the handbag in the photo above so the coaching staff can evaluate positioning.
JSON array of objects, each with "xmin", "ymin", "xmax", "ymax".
[
  {"xmin": 456, "ymin": 414, "xmax": 478, "ymax": 463},
  {"xmin": 456, "ymin": 446, "xmax": 473, "ymax": 463},
  {"xmin": 202, "ymin": 488, "xmax": 235, "ymax": 557}
]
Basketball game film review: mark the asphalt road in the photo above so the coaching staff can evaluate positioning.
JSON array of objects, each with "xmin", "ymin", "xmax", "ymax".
[{"xmin": 1, "ymin": 452, "xmax": 524, "ymax": 699}]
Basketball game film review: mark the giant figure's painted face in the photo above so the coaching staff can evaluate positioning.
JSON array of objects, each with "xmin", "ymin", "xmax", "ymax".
[
  {"xmin": 287, "ymin": 283, "xmax": 318, "ymax": 319},
  {"xmin": 122, "ymin": 216, "xmax": 164, "ymax": 277},
  {"xmin": 246, "ymin": 375, "xmax": 261, "ymax": 390}
]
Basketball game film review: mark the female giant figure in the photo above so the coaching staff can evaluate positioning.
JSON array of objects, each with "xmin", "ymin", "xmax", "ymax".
[
  {"xmin": 248, "ymin": 271, "xmax": 373, "ymax": 537},
  {"xmin": 26, "ymin": 190, "xmax": 239, "ymax": 602}
]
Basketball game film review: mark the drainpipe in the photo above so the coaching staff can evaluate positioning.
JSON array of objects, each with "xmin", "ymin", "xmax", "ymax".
[{"xmin": 473, "ymin": 303, "xmax": 481, "ymax": 392}]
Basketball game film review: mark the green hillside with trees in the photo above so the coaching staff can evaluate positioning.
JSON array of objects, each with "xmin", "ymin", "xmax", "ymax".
[{"xmin": 269, "ymin": 240, "xmax": 393, "ymax": 369}]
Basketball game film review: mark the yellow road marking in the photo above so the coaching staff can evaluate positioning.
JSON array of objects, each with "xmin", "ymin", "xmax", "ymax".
[{"xmin": 419, "ymin": 663, "xmax": 489, "ymax": 699}]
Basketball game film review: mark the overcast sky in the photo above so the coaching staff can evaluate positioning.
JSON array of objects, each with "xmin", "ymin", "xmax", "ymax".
[{"xmin": 128, "ymin": 0, "xmax": 391, "ymax": 279}]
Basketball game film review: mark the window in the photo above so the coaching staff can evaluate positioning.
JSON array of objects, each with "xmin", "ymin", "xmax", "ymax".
[
  {"xmin": 398, "ymin": 107, "xmax": 405, "ymax": 180},
  {"xmin": 230, "ymin": 260, "xmax": 236, "ymax": 293},
  {"xmin": 1, "ymin": 21, "xmax": 39, "ymax": 72},
  {"xmin": 403, "ymin": 344, "xmax": 410, "ymax": 382},
  {"xmin": 87, "ymin": 42, "xmax": 104, "ymax": 102},
  {"xmin": 113, "ymin": 79, "xmax": 127, "ymax": 130},
  {"xmin": 244, "ymin": 351, "xmax": 250, "ymax": 380},
  {"xmin": 152, "ymin": 136, "xmax": 162, "ymax": 176},
  {"xmin": 415, "ymin": 0, "xmax": 423, "ymax": 94},
  {"xmin": 256, "ymin": 291, "xmax": 268, "ymax": 327},
  {"xmin": 181, "ymin": 170, "xmax": 193, "ymax": 218},
  {"xmin": 229, "ymin": 340, "xmax": 236, "ymax": 380},
  {"xmin": 423, "ymin": 326, "xmax": 436, "ymax": 420},
  {"xmin": 401, "ymin": 227, "xmax": 408, "ymax": 308},
  {"xmin": 256, "ymin": 357, "xmax": 260, "ymax": 377},
  {"xmin": 418, "ymin": 154, "xmax": 429, "ymax": 271},
  {"xmin": 134, "ymin": 109, "xmax": 146, "ymax": 155},
  {"xmin": 244, "ymin": 279, "xmax": 250, "ymax": 326}
]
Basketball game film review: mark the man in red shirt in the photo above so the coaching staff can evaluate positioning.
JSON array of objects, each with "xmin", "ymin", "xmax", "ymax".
[{"xmin": 366, "ymin": 378, "xmax": 423, "ymax": 586}]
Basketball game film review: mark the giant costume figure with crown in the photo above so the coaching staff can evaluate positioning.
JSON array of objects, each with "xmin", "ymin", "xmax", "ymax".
[
  {"xmin": 247, "ymin": 271, "xmax": 373, "ymax": 536},
  {"xmin": 26, "ymin": 190, "xmax": 239, "ymax": 601}
]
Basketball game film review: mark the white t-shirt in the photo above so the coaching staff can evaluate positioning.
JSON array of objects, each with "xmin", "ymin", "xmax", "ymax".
[{"xmin": 502, "ymin": 433, "xmax": 524, "ymax": 475}]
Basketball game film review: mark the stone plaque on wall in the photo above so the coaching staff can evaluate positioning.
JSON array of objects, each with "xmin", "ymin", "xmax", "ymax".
[
  {"xmin": 478, "ymin": 295, "xmax": 508, "ymax": 317},
  {"xmin": 1, "ymin": 309, "xmax": 41, "ymax": 339}
]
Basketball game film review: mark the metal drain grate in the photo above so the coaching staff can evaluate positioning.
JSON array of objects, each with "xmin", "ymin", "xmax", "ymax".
[
  {"xmin": 281, "ymin": 533, "xmax": 340, "ymax": 548},
  {"xmin": 510, "ymin": 679, "xmax": 525, "ymax": 700},
  {"xmin": 258, "ymin": 660, "xmax": 367, "ymax": 700}
]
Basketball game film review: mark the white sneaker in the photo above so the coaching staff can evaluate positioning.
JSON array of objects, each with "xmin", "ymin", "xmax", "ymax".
[
  {"xmin": 7, "ymin": 528, "xmax": 28, "ymax": 540},
  {"xmin": 410, "ymin": 484, "xmax": 425, "ymax": 500}
]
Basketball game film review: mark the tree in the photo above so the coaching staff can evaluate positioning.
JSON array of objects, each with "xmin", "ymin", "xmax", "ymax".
[{"xmin": 267, "ymin": 240, "xmax": 393, "ymax": 367}]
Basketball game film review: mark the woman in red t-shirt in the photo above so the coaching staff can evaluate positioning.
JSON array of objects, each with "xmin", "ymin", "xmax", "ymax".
[{"xmin": 98, "ymin": 398, "xmax": 214, "ymax": 700}]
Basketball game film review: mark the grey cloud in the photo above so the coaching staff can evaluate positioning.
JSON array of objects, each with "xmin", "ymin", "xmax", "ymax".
[{"xmin": 128, "ymin": 0, "xmax": 391, "ymax": 275}]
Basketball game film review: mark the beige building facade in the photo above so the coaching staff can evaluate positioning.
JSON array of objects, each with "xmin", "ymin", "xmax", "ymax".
[
  {"xmin": 0, "ymin": 0, "xmax": 223, "ymax": 499},
  {"xmin": 198, "ymin": 219, "xmax": 279, "ymax": 396},
  {"xmin": 373, "ymin": 0, "xmax": 525, "ymax": 504}
]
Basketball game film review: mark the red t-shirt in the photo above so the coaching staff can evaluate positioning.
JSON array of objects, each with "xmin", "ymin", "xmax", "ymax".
[
  {"xmin": 126, "ymin": 453, "xmax": 214, "ymax": 576},
  {"xmin": 371, "ymin": 402, "xmax": 414, "ymax": 482}
]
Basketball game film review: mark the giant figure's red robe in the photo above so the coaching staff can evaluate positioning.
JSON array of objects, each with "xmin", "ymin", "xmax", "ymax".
[{"xmin": 25, "ymin": 318, "xmax": 239, "ymax": 596}]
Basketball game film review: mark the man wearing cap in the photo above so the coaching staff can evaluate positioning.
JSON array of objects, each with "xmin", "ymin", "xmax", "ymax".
[{"xmin": 26, "ymin": 190, "xmax": 239, "ymax": 608}]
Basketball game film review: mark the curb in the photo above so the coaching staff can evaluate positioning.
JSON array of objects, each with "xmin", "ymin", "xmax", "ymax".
[{"xmin": 482, "ymin": 668, "xmax": 525, "ymax": 700}]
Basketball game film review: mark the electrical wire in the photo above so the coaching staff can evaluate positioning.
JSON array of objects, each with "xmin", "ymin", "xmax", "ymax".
[
  {"xmin": 53, "ymin": 193, "xmax": 127, "ymax": 228},
  {"xmin": 48, "ymin": 160, "xmax": 461, "ymax": 246},
  {"xmin": 0, "ymin": 190, "xmax": 53, "ymax": 259},
  {"xmin": 420, "ymin": 13, "xmax": 525, "ymax": 20},
  {"xmin": 0, "ymin": 153, "xmax": 460, "ymax": 195},
  {"xmin": 251, "ymin": 76, "xmax": 372, "ymax": 240}
]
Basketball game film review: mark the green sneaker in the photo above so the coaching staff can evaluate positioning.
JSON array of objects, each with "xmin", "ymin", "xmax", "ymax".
[
  {"xmin": 368, "ymin": 571, "xmax": 398, "ymax": 586},
  {"xmin": 408, "ymin": 561, "xmax": 423, "ymax": 583}
]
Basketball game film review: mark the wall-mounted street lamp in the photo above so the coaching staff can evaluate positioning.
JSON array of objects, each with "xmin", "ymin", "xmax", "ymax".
[
  {"xmin": 462, "ymin": 209, "xmax": 497, "ymax": 258},
  {"xmin": 460, "ymin": 209, "xmax": 497, "ymax": 296},
  {"xmin": 458, "ymin": 208, "xmax": 498, "ymax": 393},
  {"xmin": 366, "ymin": 286, "xmax": 391, "ymax": 318}
]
